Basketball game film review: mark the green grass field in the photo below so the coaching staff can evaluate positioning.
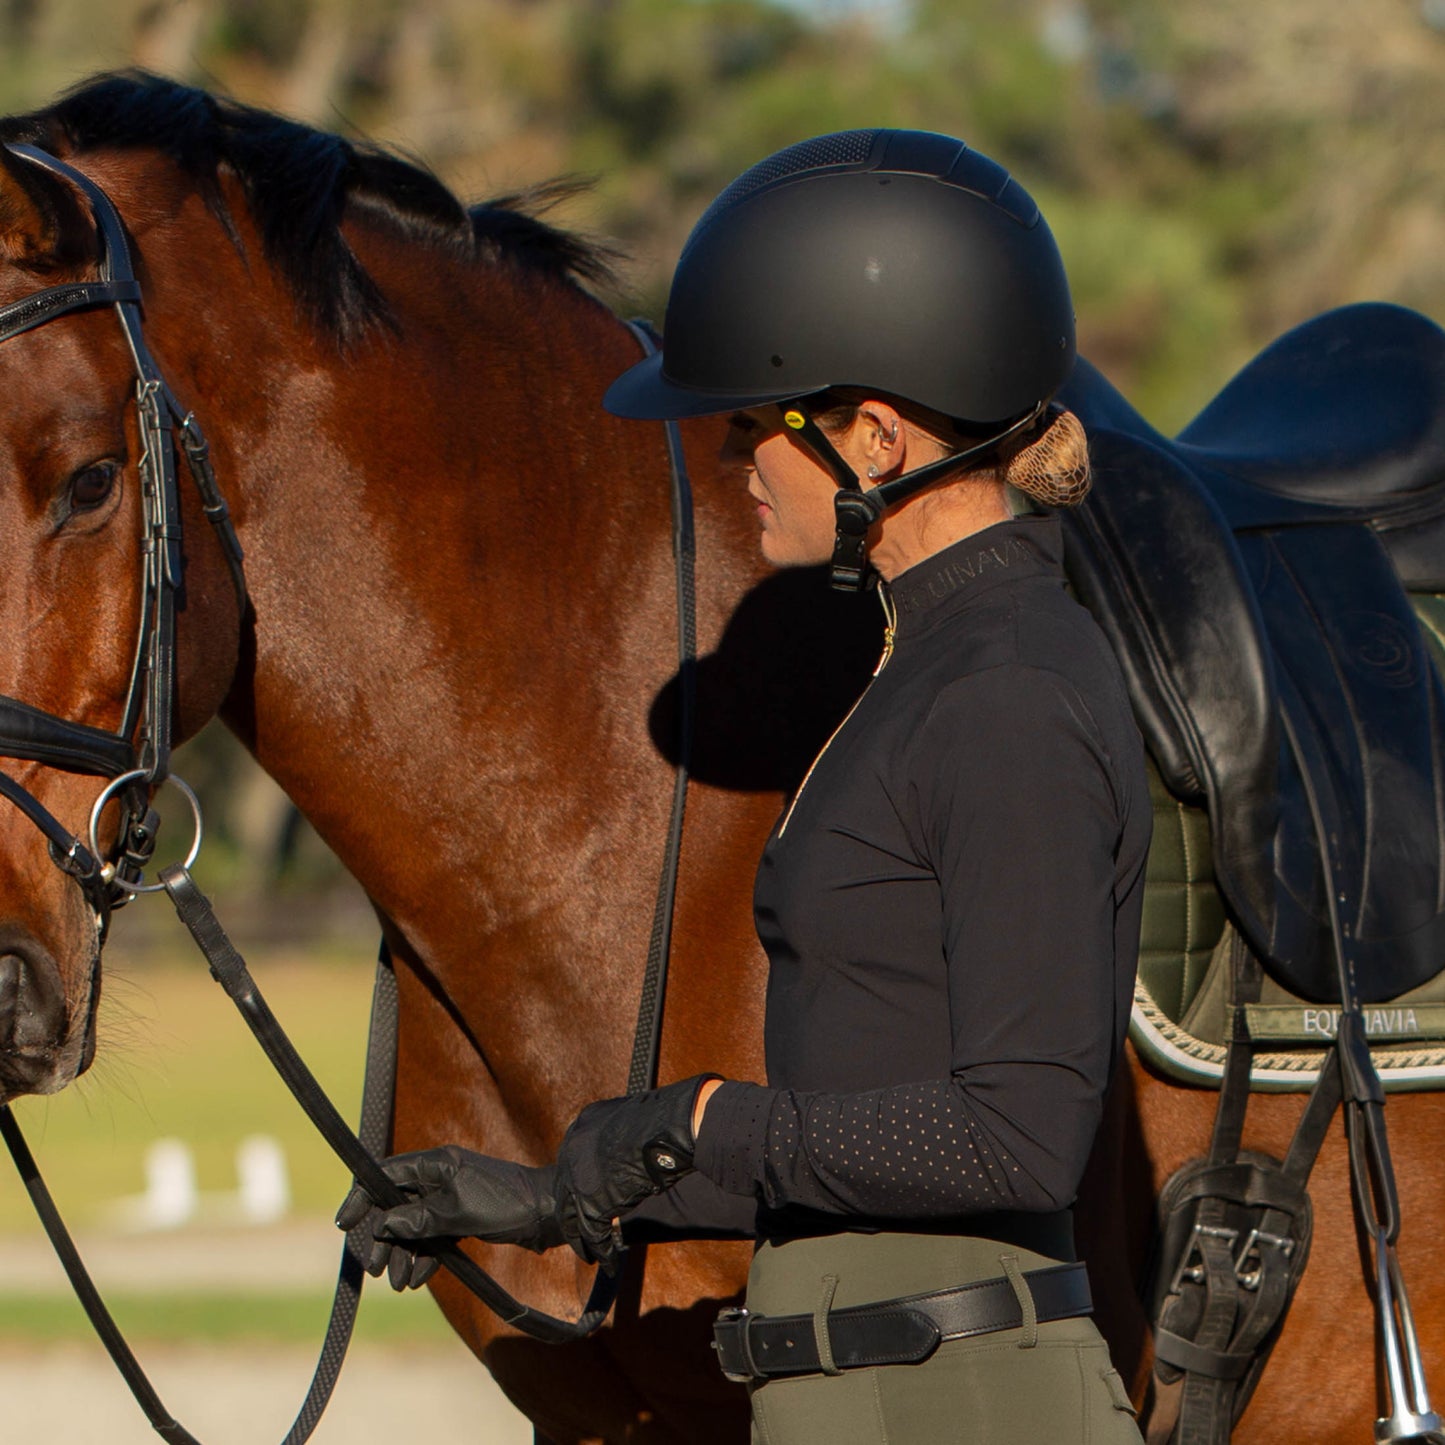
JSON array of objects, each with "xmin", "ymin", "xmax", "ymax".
[
  {"xmin": 0, "ymin": 903, "xmax": 461, "ymax": 1344},
  {"xmin": 0, "ymin": 1287, "xmax": 459, "ymax": 1344},
  {"xmin": 3, "ymin": 928, "xmax": 375, "ymax": 1234}
]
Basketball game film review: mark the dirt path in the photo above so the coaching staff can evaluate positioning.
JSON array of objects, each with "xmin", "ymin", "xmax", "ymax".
[
  {"xmin": 0, "ymin": 1219, "xmax": 534, "ymax": 1441},
  {"xmin": 0, "ymin": 1340, "xmax": 533, "ymax": 1443}
]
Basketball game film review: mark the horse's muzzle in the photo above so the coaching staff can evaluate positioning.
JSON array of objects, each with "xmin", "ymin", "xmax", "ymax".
[{"xmin": 0, "ymin": 934, "xmax": 72, "ymax": 1098}]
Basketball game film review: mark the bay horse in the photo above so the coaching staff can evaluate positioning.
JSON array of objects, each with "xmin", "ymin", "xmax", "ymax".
[{"xmin": 0, "ymin": 73, "xmax": 1438, "ymax": 1445}]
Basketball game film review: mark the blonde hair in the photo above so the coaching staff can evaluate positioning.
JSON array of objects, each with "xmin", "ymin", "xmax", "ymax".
[{"xmin": 999, "ymin": 408, "xmax": 1091, "ymax": 508}]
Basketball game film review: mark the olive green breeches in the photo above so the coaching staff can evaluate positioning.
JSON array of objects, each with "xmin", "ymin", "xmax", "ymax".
[{"xmin": 741, "ymin": 1231, "xmax": 1142, "ymax": 1445}]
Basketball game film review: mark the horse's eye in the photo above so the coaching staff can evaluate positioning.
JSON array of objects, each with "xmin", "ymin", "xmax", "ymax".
[{"xmin": 68, "ymin": 462, "xmax": 118, "ymax": 514}]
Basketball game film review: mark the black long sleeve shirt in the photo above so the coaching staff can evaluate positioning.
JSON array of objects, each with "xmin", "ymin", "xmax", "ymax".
[{"xmin": 693, "ymin": 513, "xmax": 1150, "ymax": 1234}]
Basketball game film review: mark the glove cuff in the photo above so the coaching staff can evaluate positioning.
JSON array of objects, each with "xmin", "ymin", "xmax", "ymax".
[{"xmin": 638, "ymin": 1073, "xmax": 719, "ymax": 1188}]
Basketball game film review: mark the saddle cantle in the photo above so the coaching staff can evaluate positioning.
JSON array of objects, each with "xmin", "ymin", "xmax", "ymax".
[{"xmin": 1060, "ymin": 303, "xmax": 1445, "ymax": 1005}]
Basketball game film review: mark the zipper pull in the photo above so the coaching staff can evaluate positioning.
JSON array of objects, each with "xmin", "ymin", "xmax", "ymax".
[
  {"xmin": 873, "ymin": 626, "xmax": 894, "ymax": 677},
  {"xmin": 873, "ymin": 588, "xmax": 897, "ymax": 676}
]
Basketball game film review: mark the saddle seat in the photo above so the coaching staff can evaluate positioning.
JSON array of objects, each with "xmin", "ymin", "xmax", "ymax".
[{"xmin": 1059, "ymin": 303, "xmax": 1445, "ymax": 1006}]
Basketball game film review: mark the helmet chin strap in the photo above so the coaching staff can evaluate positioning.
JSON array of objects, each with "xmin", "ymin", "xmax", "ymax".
[{"xmin": 781, "ymin": 403, "xmax": 1049, "ymax": 590}]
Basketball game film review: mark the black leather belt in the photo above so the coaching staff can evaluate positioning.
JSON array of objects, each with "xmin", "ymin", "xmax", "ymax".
[{"xmin": 712, "ymin": 1261, "xmax": 1092, "ymax": 1382}]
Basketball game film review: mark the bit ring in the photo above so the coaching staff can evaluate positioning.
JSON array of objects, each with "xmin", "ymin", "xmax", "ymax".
[{"xmin": 88, "ymin": 769, "xmax": 202, "ymax": 895}]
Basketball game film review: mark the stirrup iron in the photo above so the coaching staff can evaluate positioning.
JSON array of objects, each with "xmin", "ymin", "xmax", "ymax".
[{"xmin": 1374, "ymin": 1227, "xmax": 1445, "ymax": 1444}]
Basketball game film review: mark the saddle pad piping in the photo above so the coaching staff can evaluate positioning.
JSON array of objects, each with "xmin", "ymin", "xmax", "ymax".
[{"xmin": 1130, "ymin": 979, "xmax": 1445, "ymax": 1093}]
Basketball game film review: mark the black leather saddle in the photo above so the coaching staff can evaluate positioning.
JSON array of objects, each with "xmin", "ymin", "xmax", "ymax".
[{"xmin": 1059, "ymin": 303, "xmax": 1445, "ymax": 1004}]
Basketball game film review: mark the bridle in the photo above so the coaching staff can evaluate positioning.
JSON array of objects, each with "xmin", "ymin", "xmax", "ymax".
[
  {"xmin": 0, "ymin": 146, "xmax": 699, "ymax": 1442},
  {"xmin": 0, "ymin": 142, "xmax": 246, "ymax": 920}
]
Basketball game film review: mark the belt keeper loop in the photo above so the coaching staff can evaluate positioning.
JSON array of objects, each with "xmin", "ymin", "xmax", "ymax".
[
  {"xmin": 1000, "ymin": 1255, "xmax": 1038, "ymax": 1349},
  {"xmin": 813, "ymin": 1274, "xmax": 843, "ymax": 1376}
]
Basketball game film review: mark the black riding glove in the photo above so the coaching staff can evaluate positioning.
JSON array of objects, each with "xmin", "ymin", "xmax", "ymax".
[
  {"xmin": 551, "ymin": 1074, "xmax": 715, "ymax": 1275},
  {"xmin": 335, "ymin": 1149, "xmax": 564, "ymax": 1292}
]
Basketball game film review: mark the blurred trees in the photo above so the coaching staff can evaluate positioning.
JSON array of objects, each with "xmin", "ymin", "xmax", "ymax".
[{"xmin": 2, "ymin": 0, "xmax": 1441, "ymax": 425}]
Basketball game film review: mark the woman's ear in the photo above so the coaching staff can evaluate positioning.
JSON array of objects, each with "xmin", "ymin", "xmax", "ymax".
[
  {"xmin": 854, "ymin": 400, "xmax": 905, "ymax": 483},
  {"xmin": 0, "ymin": 147, "xmax": 96, "ymax": 272}
]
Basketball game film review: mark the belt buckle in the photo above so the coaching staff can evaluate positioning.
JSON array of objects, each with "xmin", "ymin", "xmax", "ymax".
[{"xmin": 712, "ymin": 1306, "xmax": 757, "ymax": 1384}]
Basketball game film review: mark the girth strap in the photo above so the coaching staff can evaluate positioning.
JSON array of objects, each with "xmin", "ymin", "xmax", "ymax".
[{"xmin": 1150, "ymin": 935, "xmax": 1331, "ymax": 1444}]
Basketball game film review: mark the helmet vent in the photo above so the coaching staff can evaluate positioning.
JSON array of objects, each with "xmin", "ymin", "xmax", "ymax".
[{"xmin": 683, "ymin": 130, "xmax": 879, "ymax": 259}]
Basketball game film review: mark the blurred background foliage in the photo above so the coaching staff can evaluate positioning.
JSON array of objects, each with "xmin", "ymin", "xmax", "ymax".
[
  {"xmin": 4, "ymin": 0, "xmax": 1442, "ymax": 421},
  {"xmin": 1, "ymin": 0, "xmax": 1443, "ymax": 894}
]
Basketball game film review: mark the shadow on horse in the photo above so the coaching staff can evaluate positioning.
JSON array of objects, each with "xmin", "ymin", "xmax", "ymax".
[{"xmin": 0, "ymin": 73, "xmax": 1439, "ymax": 1445}]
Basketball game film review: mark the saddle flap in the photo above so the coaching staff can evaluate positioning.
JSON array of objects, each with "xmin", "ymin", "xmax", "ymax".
[
  {"xmin": 1063, "ymin": 345, "xmax": 1445, "ymax": 1006},
  {"xmin": 1250, "ymin": 524, "xmax": 1445, "ymax": 1001},
  {"xmin": 1060, "ymin": 360, "xmax": 1279, "ymax": 953}
]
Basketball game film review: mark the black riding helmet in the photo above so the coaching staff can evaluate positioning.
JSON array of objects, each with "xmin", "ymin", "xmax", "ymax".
[{"xmin": 604, "ymin": 129, "xmax": 1077, "ymax": 588}]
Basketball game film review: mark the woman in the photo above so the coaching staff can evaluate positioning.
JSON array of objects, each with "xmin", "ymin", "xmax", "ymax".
[{"xmin": 340, "ymin": 129, "xmax": 1150, "ymax": 1443}]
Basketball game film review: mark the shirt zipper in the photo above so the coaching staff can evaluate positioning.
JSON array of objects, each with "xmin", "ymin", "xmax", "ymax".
[{"xmin": 777, "ymin": 585, "xmax": 897, "ymax": 838}]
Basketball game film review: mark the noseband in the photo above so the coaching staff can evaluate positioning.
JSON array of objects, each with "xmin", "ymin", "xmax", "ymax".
[{"xmin": 0, "ymin": 143, "xmax": 246, "ymax": 918}]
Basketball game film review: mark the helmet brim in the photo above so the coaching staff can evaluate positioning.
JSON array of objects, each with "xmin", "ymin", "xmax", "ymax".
[{"xmin": 603, "ymin": 350, "xmax": 806, "ymax": 420}]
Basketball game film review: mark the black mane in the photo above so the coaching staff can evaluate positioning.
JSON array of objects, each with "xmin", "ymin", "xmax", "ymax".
[{"xmin": 0, "ymin": 71, "xmax": 614, "ymax": 344}]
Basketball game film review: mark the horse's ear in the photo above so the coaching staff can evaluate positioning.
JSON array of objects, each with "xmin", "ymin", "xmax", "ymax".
[{"xmin": 0, "ymin": 147, "xmax": 95, "ymax": 272}]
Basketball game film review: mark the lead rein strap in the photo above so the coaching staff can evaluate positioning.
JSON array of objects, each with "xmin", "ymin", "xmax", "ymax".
[
  {"xmin": 0, "ymin": 1102, "xmax": 203, "ymax": 1445},
  {"xmin": 281, "ymin": 949, "xmax": 398, "ymax": 1444},
  {"xmin": 158, "ymin": 864, "xmax": 618, "ymax": 1344},
  {"xmin": 0, "ymin": 847, "xmax": 608, "ymax": 1444}
]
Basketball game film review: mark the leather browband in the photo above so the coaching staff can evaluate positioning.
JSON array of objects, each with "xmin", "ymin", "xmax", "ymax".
[{"xmin": 0, "ymin": 279, "xmax": 141, "ymax": 346}]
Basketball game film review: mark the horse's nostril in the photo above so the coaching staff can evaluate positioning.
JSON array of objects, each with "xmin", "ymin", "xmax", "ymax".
[
  {"xmin": 0, "ymin": 951, "xmax": 66, "ymax": 1052},
  {"xmin": 0, "ymin": 954, "xmax": 20, "ymax": 1047}
]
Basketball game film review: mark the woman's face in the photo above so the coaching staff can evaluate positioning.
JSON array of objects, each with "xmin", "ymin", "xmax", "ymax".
[{"xmin": 722, "ymin": 407, "xmax": 842, "ymax": 568}]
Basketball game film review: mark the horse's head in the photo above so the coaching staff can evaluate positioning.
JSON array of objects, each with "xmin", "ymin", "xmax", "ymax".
[{"xmin": 0, "ymin": 141, "xmax": 243, "ymax": 1100}]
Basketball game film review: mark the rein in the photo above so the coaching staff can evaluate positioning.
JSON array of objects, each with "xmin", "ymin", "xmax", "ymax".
[{"xmin": 0, "ymin": 148, "xmax": 698, "ymax": 1439}]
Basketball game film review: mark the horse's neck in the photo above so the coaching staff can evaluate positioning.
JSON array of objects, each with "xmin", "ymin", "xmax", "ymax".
[{"xmin": 193, "ymin": 234, "xmax": 687, "ymax": 1074}]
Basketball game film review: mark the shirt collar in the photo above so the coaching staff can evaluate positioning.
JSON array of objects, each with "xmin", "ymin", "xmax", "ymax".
[{"xmin": 884, "ymin": 512, "xmax": 1065, "ymax": 637}]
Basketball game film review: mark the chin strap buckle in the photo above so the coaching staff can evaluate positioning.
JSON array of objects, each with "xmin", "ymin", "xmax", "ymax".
[{"xmin": 830, "ymin": 490, "xmax": 884, "ymax": 591}]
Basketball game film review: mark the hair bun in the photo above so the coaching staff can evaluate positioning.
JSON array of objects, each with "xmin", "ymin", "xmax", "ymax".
[{"xmin": 1003, "ymin": 408, "xmax": 1091, "ymax": 507}]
